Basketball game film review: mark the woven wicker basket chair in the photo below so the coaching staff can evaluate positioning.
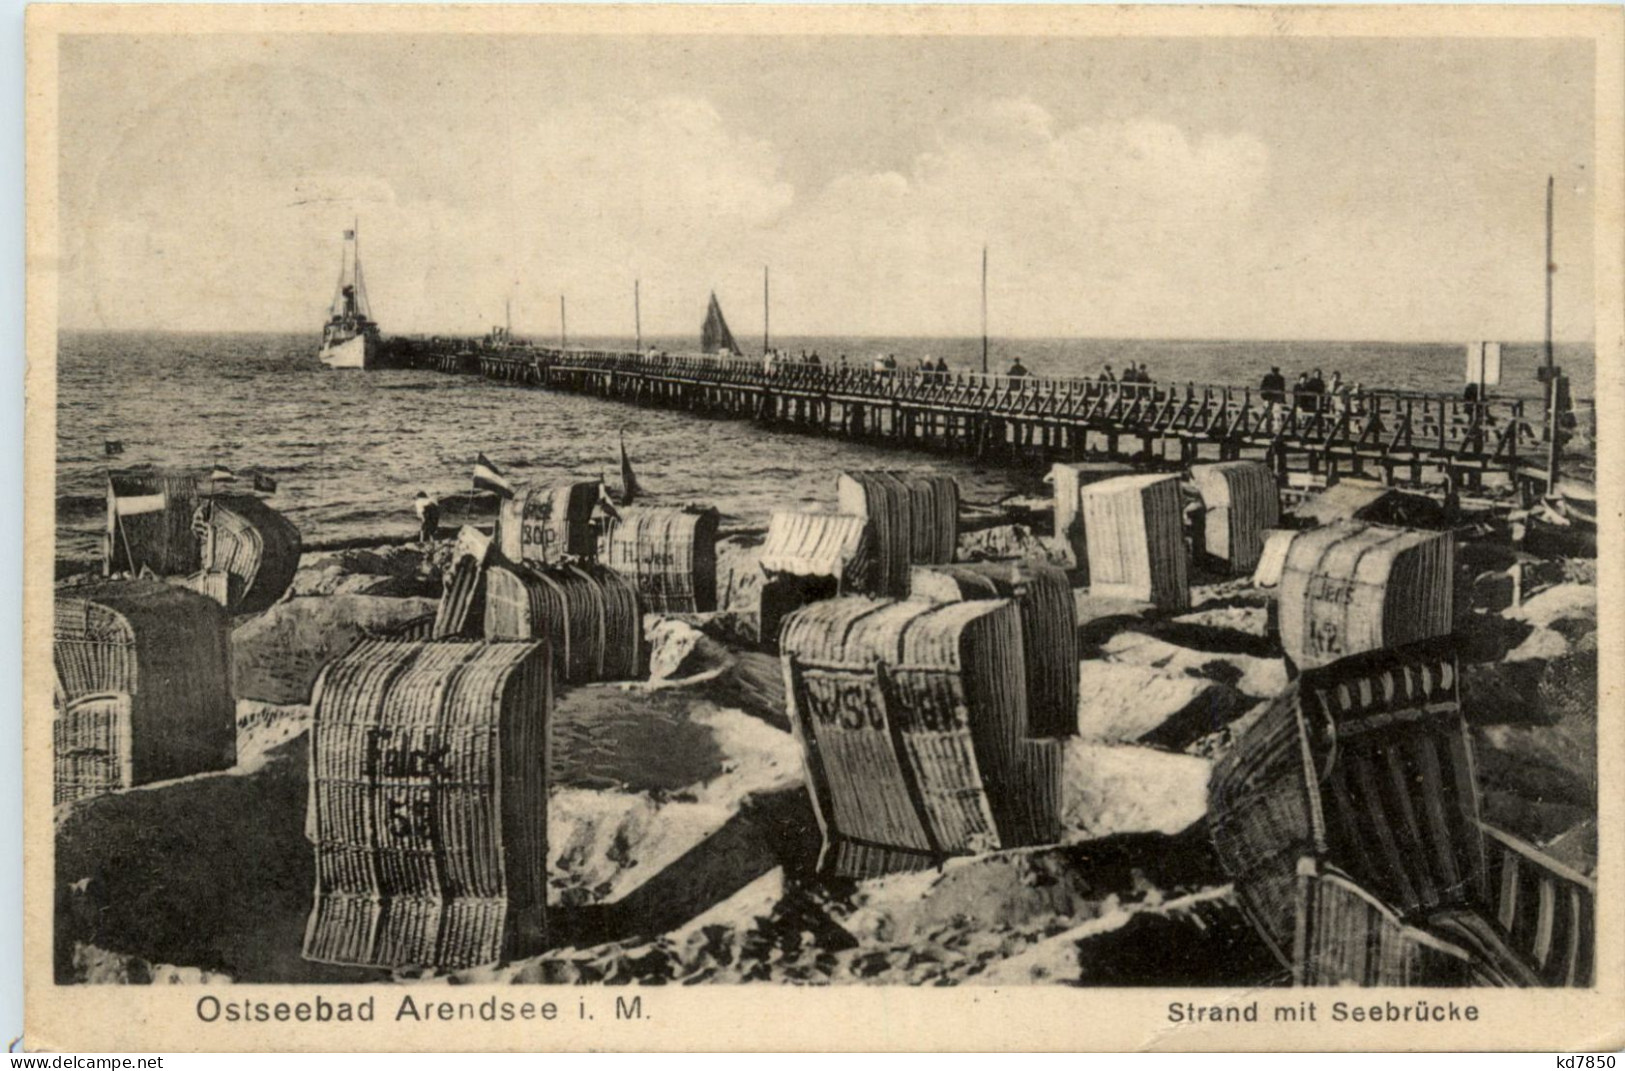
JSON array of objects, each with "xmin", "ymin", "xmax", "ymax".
[
  {"xmin": 104, "ymin": 468, "xmax": 201, "ymax": 578},
  {"xmin": 1209, "ymin": 638, "xmax": 1594, "ymax": 986},
  {"xmin": 835, "ymin": 471, "xmax": 959, "ymax": 597},
  {"xmin": 483, "ymin": 561, "xmax": 643, "ymax": 683},
  {"xmin": 1191, "ymin": 460, "xmax": 1280, "ymax": 574},
  {"xmin": 495, "ymin": 482, "xmax": 602, "ymax": 567},
  {"xmin": 757, "ymin": 510, "xmax": 873, "ymax": 652},
  {"xmin": 909, "ymin": 560, "xmax": 1079, "ymax": 739},
  {"xmin": 780, "ymin": 595, "xmax": 1062, "ymax": 879},
  {"xmin": 53, "ymin": 580, "xmax": 235, "ymax": 804},
  {"xmin": 303, "ymin": 638, "xmax": 551, "ymax": 971},
  {"xmin": 599, "ymin": 506, "xmax": 719, "ymax": 613},
  {"xmin": 190, "ymin": 493, "xmax": 303, "ymax": 615},
  {"xmin": 432, "ymin": 527, "xmax": 495, "ymax": 640}
]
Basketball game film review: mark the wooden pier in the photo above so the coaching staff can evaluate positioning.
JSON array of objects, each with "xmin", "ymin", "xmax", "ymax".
[{"xmin": 396, "ymin": 339, "xmax": 1570, "ymax": 497}]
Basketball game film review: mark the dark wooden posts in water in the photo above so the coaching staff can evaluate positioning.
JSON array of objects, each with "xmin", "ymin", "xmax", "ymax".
[{"xmin": 430, "ymin": 343, "xmax": 1558, "ymax": 494}]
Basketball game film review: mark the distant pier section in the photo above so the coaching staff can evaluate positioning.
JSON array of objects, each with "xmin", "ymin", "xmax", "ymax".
[{"xmin": 393, "ymin": 338, "xmax": 1574, "ymax": 497}]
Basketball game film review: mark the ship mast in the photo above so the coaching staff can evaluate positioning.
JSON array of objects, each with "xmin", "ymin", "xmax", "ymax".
[{"xmin": 351, "ymin": 217, "xmax": 371, "ymax": 321}]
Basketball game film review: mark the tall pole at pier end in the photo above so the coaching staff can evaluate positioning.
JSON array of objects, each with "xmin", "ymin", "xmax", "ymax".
[
  {"xmin": 635, "ymin": 279, "xmax": 642, "ymax": 353},
  {"xmin": 1545, "ymin": 175, "xmax": 1555, "ymax": 378},
  {"xmin": 1544, "ymin": 174, "xmax": 1561, "ymax": 490},
  {"xmin": 560, "ymin": 294, "xmax": 567, "ymax": 350},
  {"xmin": 763, "ymin": 266, "xmax": 771, "ymax": 355},
  {"xmin": 981, "ymin": 245, "xmax": 989, "ymax": 375}
]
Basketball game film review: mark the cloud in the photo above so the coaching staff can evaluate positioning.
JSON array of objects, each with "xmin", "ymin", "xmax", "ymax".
[
  {"xmin": 765, "ymin": 100, "xmax": 1271, "ymax": 336},
  {"xmin": 62, "ymin": 68, "xmax": 1279, "ymax": 338}
]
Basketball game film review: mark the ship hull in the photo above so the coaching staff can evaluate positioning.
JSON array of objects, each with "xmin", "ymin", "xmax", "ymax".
[{"xmin": 319, "ymin": 333, "xmax": 375, "ymax": 370}]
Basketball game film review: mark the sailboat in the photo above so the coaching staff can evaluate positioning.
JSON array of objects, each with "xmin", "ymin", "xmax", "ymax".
[
  {"xmin": 700, "ymin": 292, "xmax": 743, "ymax": 356},
  {"xmin": 319, "ymin": 223, "xmax": 382, "ymax": 369}
]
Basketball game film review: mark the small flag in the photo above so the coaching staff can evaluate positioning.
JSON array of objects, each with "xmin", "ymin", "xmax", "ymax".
[
  {"xmin": 253, "ymin": 471, "xmax": 277, "ymax": 493},
  {"xmin": 210, "ymin": 464, "xmax": 236, "ymax": 483},
  {"xmin": 343, "ymin": 229, "xmax": 356, "ymax": 240},
  {"xmin": 104, "ymin": 440, "xmax": 124, "ymax": 457},
  {"xmin": 472, "ymin": 453, "xmax": 515, "ymax": 498},
  {"xmin": 619, "ymin": 430, "xmax": 642, "ymax": 506}
]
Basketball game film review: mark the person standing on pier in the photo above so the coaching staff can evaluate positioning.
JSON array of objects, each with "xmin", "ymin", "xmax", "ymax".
[
  {"xmin": 1306, "ymin": 368, "xmax": 1326, "ymax": 412},
  {"xmin": 1006, "ymin": 357, "xmax": 1029, "ymax": 380},
  {"xmin": 1293, "ymin": 371, "xmax": 1313, "ymax": 412},
  {"xmin": 414, "ymin": 491, "xmax": 440, "ymax": 545},
  {"xmin": 1329, "ymin": 371, "xmax": 1350, "ymax": 415},
  {"xmin": 1260, "ymin": 366, "xmax": 1285, "ymax": 405}
]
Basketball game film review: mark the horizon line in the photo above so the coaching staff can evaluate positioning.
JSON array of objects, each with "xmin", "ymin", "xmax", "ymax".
[{"xmin": 55, "ymin": 326, "xmax": 1599, "ymax": 349}]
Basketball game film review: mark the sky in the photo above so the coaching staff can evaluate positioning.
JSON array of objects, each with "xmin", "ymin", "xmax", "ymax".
[{"xmin": 56, "ymin": 32, "xmax": 1596, "ymax": 341}]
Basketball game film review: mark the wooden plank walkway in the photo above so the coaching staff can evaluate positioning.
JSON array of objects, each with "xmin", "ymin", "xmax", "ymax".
[{"xmin": 393, "ymin": 339, "xmax": 1563, "ymax": 495}]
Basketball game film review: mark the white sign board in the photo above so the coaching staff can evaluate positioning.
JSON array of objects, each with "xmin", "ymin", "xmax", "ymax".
[{"xmin": 1464, "ymin": 341, "xmax": 1503, "ymax": 388}]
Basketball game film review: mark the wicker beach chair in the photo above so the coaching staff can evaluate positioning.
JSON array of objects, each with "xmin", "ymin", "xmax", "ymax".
[
  {"xmin": 53, "ymin": 580, "xmax": 235, "ymax": 804},
  {"xmin": 1209, "ymin": 638, "xmax": 1594, "ymax": 987},
  {"xmin": 599, "ymin": 505, "xmax": 719, "ymax": 613},
  {"xmin": 304, "ymin": 638, "xmax": 551, "ymax": 971},
  {"xmin": 757, "ymin": 510, "xmax": 872, "ymax": 651},
  {"xmin": 780, "ymin": 596, "xmax": 1062, "ymax": 879}
]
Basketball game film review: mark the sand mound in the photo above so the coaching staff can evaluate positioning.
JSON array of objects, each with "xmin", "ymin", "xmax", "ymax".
[
  {"xmin": 1507, "ymin": 583, "xmax": 1596, "ymax": 630},
  {"xmin": 970, "ymin": 885, "xmax": 1276, "ymax": 987},
  {"xmin": 230, "ymin": 595, "xmax": 438, "ymax": 703},
  {"xmin": 1060, "ymin": 741, "xmax": 1211, "ymax": 842},
  {"xmin": 71, "ymin": 943, "xmax": 235, "ymax": 985},
  {"xmin": 645, "ymin": 618, "xmax": 732, "ymax": 683},
  {"xmin": 234, "ymin": 700, "xmax": 310, "ymax": 773},
  {"xmin": 1098, "ymin": 632, "xmax": 1287, "ymax": 699},
  {"xmin": 290, "ymin": 544, "xmax": 441, "ymax": 598},
  {"xmin": 956, "ymin": 524, "xmax": 1072, "ymax": 567},
  {"xmin": 1076, "ymin": 661, "xmax": 1250, "ymax": 749}
]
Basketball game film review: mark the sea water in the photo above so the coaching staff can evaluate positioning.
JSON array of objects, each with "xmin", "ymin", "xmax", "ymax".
[{"xmin": 55, "ymin": 330, "xmax": 1593, "ymax": 564}]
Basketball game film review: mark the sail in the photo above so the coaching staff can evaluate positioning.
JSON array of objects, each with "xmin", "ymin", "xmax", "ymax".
[
  {"xmin": 619, "ymin": 430, "xmax": 642, "ymax": 505},
  {"xmin": 700, "ymin": 292, "xmax": 743, "ymax": 356}
]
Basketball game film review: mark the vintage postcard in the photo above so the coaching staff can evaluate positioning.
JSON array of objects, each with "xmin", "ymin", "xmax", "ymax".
[{"xmin": 21, "ymin": 3, "xmax": 1624, "ymax": 1052}]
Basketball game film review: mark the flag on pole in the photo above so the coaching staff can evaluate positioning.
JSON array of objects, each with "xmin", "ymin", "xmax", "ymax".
[
  {"xmin": 619, "ymin": 430, "xmax": 642, "ymax": 506},
  {"xmin": 209, "ymin": 464, "xmax": 236, "ymax": 483},
  {"xmin": 253, "ymin": 471, "xmax": 278, "ymax": 493},
  {"xmin": 472, "ymin": 453, "xmax": 515, "ymax": 498},
  {"xmin": 104, "ymin": 440, "xmax": 124, "ymax": 457},
  {"xmin": 343, "ymin": 229, "xmax": 356, "ymax": 240}
]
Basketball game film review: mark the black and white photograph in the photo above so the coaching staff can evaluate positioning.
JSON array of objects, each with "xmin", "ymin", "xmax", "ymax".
[{"xmin": 23, "ymin": 4, "xmax": 1622, "ymax": 1052}]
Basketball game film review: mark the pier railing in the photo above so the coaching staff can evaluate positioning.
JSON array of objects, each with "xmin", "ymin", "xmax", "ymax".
[{"xmin": 398, "ymin": 339, "xmax": 1565, "ymax": 494}]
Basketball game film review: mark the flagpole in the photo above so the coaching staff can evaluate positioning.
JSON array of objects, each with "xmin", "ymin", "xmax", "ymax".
[
  {"xmin": 1544, "ymin": 174, "xmax": 1561, "ymax": 490},
  {"xmin": 980, "ymin": 244, "xmax": 988, "ymax": 375},
  {"xmin": 1544, "ymin": 174, "xmax": 1555, "ymax": 378},
  {"xmin": 560, "ymin": 294, "xmax": 567, "ymax": 350},
  {"xmin": 763, "ymin": 266, "xmax": 770, "ymax": 356},
  {"xmin": 635, "ymin": 279, "xmax": 642, "ymax": 353}
]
